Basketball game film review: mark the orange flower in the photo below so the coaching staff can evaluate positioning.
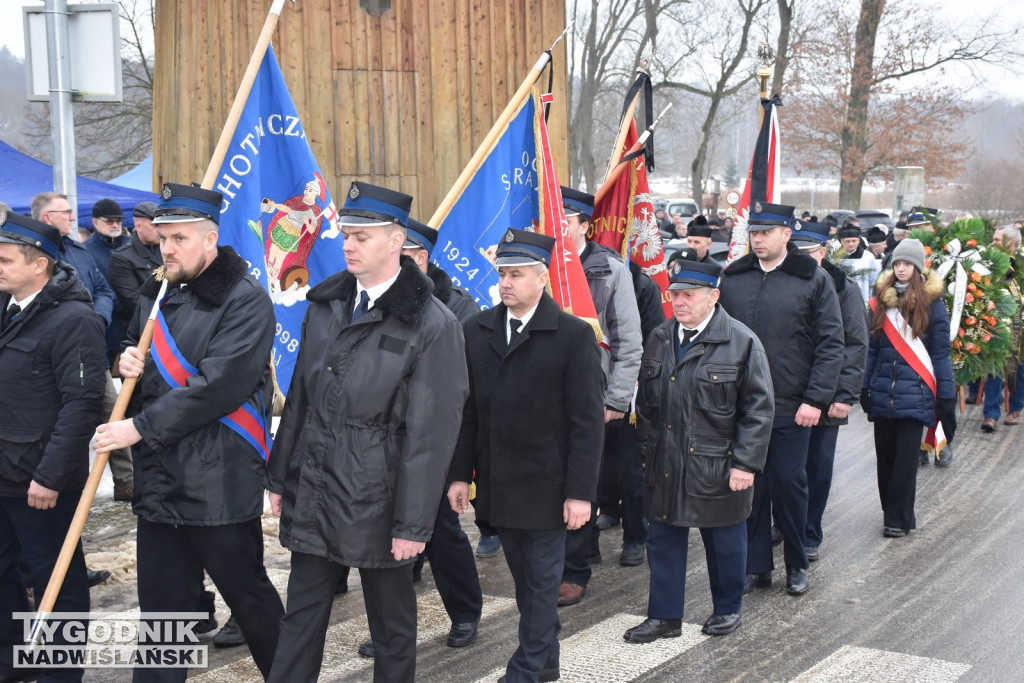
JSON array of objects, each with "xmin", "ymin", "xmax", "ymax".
[
  {"xmin": 925, "ymin": 260, "xmax": 932, "ymax": 268},
  {"xmin": 970, "ymin": 271, "xmax": 982, "ymax": 282},
  {"xmin": 970, "ymin": 345, "xmax": 982, "ymax": 355},
  {"xmin": 985, "ymin": 277, "xmax": 991, "ymax": 286},
  {"xmin": 982, "ymin": 332, "xmax": 992, "ymax": 342},
  {"xmin": 965, "ymin": 342, "xmax": 975, "ymax": 353},
  {"xmin": 965, "ymin": 316, "xmax": 977, "ymax": 327},
  {"xmin": 968, "ymin": 283, "xmax": 977, "ymax": 293},
  {"xmin": 924, "ymin": 245, "xmax": 932, "ymax": 256},
  {"xmin": 967, "ymin": 239, "xmax": 978, "ymax": 248},
  {"xmin": 952, "ymin": 339, "xmax": 963, "ymax": 350},
  {"xmin": 965, "ymin": 293, "xmax": 975, "ymax": 303},
  {"xmin": 958, "ymin": 328, "xmax": 966, "ymax": 338}
]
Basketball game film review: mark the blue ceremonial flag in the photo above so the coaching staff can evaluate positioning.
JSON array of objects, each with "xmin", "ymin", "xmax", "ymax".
[
  {"xmin": 213, "ymin": 45, "xmax": 342, "ymax": 394},
  {"xmin": 432, "ymin": 97, "xmax": 540, "ymax": 308}
]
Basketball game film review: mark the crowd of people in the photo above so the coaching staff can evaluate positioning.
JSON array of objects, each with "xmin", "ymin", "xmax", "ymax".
[{"xmin": 1, "ymin": 182, "xmax": 1021, "ymax": 683}]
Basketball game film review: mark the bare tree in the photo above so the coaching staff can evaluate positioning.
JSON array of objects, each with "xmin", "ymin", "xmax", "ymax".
[{"xmin": 24, "ymin": 0, "xmax": 154, "ymax": 179}]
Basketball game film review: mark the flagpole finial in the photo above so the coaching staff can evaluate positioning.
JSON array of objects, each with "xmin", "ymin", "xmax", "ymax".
[
  {"xmin": 638, "ymin": 55, "xmax": 651, "ymax": 74},
  {"xmin": 550, "ymin": 21, "xmax": 574, "ymax": 51}
]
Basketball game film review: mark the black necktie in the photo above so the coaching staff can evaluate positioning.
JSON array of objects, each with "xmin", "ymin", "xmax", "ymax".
[
  {"xmin": 351, "ymin": 290, "xmax": 370, "ymax": 323},
  {"xmin": 510, "ymin": 319, "xmax": 522, "ymax": 335},
  {"xmin": 681, "ymin": 327, "xmax": 696, "ymax": 347},
  {"xmin": 2, "ymin": 304, "xmax": 21, "ymax": 331}
]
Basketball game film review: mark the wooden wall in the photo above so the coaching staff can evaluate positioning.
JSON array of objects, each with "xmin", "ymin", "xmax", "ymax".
[{"xmin": 152, "ymin": 0, "xmax": 569, "ymax": 220}]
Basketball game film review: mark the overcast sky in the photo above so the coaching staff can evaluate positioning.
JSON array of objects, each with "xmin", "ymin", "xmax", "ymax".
[{"xmin": 2, "ymin": 0, "xmax": 1023, "ymax": 100}]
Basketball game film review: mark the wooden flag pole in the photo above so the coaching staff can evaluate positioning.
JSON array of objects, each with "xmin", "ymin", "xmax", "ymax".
[
  {"xmin": 428, "ymin": 23, "xmax": 574, "ymax": 228},
  {"xmin": 200, "ymin": 0, "xmax": 294, "ymax": 189},
  {"xmin": 593, "ymin": 103, "xmax": 672, "ymax": 206},
  {"xmin": 29, "ymin": 280, "xmax": 168, "ymax": 649}
]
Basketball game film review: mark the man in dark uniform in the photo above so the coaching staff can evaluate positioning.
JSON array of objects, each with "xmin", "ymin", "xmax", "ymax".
[
  {"xmin": 109, "ymin": 201, "xmax": 162, "ymax": 333},
  {"xmin": 0, "ymin": 210, "xmax": 106, "ymax": 682},
  {"xmin": 84, "ymin": 199, "xmax": 131, "ymax": 365},
  {"xmin": 717, "ymin": 202, "xmax": 844, "ymax": 596},
  {"xmin": 449, "ymin": 228, "xmax": 604, "ymax": 683},
  {"xmin": 624, "ymin": 252, "xmax": 774, "ymax": 644},
  {"xmin": 686, "ymin": 215, "xmax": 715, "ymax": 262},
  {"xmin": 355, "ymin": 219, "xmax": 483, "ymax": 658},
  {"xmin": 95, "ymin": 184, "xmax": 283, "ymax": 682},
  {"xmin": 790, "ymin": 221, "xmax": 869, "ymax": 561},
  {"xmin": 267, "ymin": 183, "xmax": 468, "ymax": 683}
]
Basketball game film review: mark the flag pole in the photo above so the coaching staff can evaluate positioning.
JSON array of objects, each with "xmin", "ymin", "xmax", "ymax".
[
  {"xmin": 200, "ymin": 0, "xmax": 295, "ymax": 190},
  {"xmin": 29, "ymin": 280, "xmax": 169, "ymax": 650},
  {"xmin": 601, "ymin": 60, "xmax": 650, "ymax": 183},
  {"xmin": 593, "ymin": 103, "xmax": 672, "ymax": 206},
  {"xmin": 428, "ymin": 23, "xmax": 574, "ymax": 228}
]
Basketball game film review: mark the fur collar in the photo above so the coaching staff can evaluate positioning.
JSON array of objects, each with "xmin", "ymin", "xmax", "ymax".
[
  {"xmin": 876, "ymin": 267, "xmax": 944, "ymax": 309},
  {"xmin": 725, "ymin": 241, "xmax": 818, "ymax": 279},
  {"xmin": 139, "ymin": 245, "xmax": 248, "ymax": 307},
  {"xmin": 308, "ymin": 255, "xmax": 434, "ymax": 326},
  {"xmin": 820, "ymin": 259, "xmax": 848, "ymax": 293},
  {"xmin": 426, "ymin": 262, "xmax": 453, "ymax": 304}
]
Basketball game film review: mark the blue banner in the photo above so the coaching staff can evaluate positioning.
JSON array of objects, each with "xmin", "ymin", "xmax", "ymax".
[
  {"xmin": 212, "ymin": 45, "xmax": 342, "ymax": 394},
  {"xmin": 433, "ymin": 98, "xmax": 540, "ymax": 308}
]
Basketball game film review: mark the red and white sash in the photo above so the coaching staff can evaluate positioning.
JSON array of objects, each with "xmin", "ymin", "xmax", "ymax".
[{"xmin": 870, "ymin": 299, "xmax": 947, "ymax": 453}]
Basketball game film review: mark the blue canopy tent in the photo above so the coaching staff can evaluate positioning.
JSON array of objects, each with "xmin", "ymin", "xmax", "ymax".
[
  {"xmin": 108, "ymin": 155, "xmax": 153, "ymax": 192},
  {"xmin": 0, "ymin": 140, "xmax": 157, "ymax": 228}
]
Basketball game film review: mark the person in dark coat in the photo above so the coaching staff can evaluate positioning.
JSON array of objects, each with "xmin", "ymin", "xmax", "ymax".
[
  {"xmin": 266, "ymin": 183, "xmax": 469, "ymax": 683},
  {"xmin": 686, "ymin": 215, "xmax": 715, "ymax": 263},
  {"xmin": 108, "ymin": 201, "xmax": 162, "ymax": 333},
  {"xmin": 861, "ymin": 239, "xmax": 954, "ymax": 537},
  {"xmin": 353, "ymin": 219, "xmax": 484, "ymax": 658},
  {"xmin": 32, "ymin": 192, "xmax": 133, "ymax": 501},
  {"xmin": 95, "ymin": 184, "xmax": 283, "ymax": 682},
  {"xmin": 717, "ymin": 202, "xmax": 844, "ymax": 596},
  {"xmin": 790, "ymin": 223, "xmax": 869, "ymax": 561},
  {"xmin": 84, "ymin": 199, "xmax": 131, "ymax": 363},
  {"xmin": 448, "ymin": 228, "xmax": 604, "ymax": 683},
  {"xmin": 624, "ymin": 255, "xmax": 774, "ymax": 645},
  {"xmin": 0, "ymin": 211, "xmax": 106, "ymax": 683}
]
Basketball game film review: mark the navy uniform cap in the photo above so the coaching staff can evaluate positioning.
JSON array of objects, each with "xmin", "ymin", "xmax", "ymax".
[
  {"xmin": 92, "ymin": 198, "xmax": 124, "ymax": 219},
  {"xmin": 667, "ymin": 257, "xmax": 723, "ymax": 290},
  {"xmin": 153, "ymin": 183, "xmax": 223, "ymax": 225},
  {"xmin": 905, "ymin": 211, "xmax": 932, "ymax": 227},
  {"xmin": 790, "ymin": 221, "xmax": 830, "ymax": 247},
  {"xmin": 339, "ymin": 181, "xmax": 412, "ymax": 228},
  {"xmin": 0, "ymin": 210, "xmax": 62, "ymax": 260},
  {"xmin": 495, "ymin": 228, "xmax": 555, "ymax": 267},
  {"xmin": 836, "ymin": 224, "xmax": 861, "ymax": 240},
  {"xmin": 403, "ymin": 219, "xmax": 438, "ymax": 253},
  {"xmin": 687, "ymin": 214, "xmax": 713, "ymax": 238},
  {"xmin": 747, "ymin": 201, "xmax": 795, "ymax": 231},
  {"xmin": 560, "ymin": 187, "xmax": 595, "ymax": 220}
]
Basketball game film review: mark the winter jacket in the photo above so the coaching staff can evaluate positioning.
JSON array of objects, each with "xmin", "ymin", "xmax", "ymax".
[
  {"xmin": 268, "ymin": 256, "xmax": 469, "ymax": 568},
  {"xmin": 819, "ymin": 259, "xmax": 869, "ymax": 426},
  {"xmin": 863, "ymin": 269, "xmax": 955, "ymax": 425},
  {"xmin": 0, "ymin": 263, "xmax": 106, "ymax": 495},
  {"xmin": 637, "ymin": 305, "xmax": 774, "ymax": 527},
  {"xmin": 125, "ymin": 246, "xmax": 275, "ymax": 525},
  {"xmin": 718, "ymin": 242, "xmax": 845, "ymax": 418},
  {"xmin": 427, "ymin": 262, "xmax": 479, "ymax": 323},
  {"xmin": 59, "ymin": 235, "xmax": 115, "ymax": 326},
  {"xmin": 109, "ymin": 232, "xmax": 162, "ymax": 332},
  {"xmin": 581, "ymin": 242, "xmax": 643, "ymax": 413},
  {"xmin": 85, "ymin": 232, "xmax": 131, "ymax": 355},
  {"xmin": 450, "ymin": 293, "xmax": 605, "ymax": 529}
]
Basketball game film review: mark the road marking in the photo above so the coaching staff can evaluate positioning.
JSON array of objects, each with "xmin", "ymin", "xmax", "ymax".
[
  {"xmin": 793, "ymin": 645, "xmax": 971, "ymax": 682},
  {"xmin": 472, "ymin": 613, "xmax": 708, "ymax": 683}
]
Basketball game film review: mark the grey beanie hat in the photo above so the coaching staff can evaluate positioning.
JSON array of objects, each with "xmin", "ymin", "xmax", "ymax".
[{"xmin": 891, "ymin": 237, "xmax": 926, "ymax": 273}]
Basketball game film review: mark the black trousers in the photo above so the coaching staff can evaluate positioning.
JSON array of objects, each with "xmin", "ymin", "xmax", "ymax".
[
  {"xmin": 426, "ymin": 490, "xmax": 483, "ymax": 624},
  {"xmin": 874, "ymin": 416, "xmax": 924, "ymax": 530},
  {"xmin": 747, "ymin": 422, "xmax": 812, "ymax": 574},
  {"xmin": 270, "ymin": 553, "xmax": 416, "ymax": 683},
  {"xmin": 562, "ymin": 507, "xmax": 598, "ymax": 586},
  {"xmin": 805, "ymin": 424, "xmax": 840, "ymax": 548},
  {"xmin": 498, "ymin": 527, "xmax": 565, "ymax": 683},
  {"xmin": 596, "ymin": 417, "xmax": 647, "ymax": 546},
  {"xmin": 134, "ymin": 517, "xmax": 283, "ymax": 683},
  {"xmin": 0, "ymin": 492, "xmax": 89, "ymax": 683}
]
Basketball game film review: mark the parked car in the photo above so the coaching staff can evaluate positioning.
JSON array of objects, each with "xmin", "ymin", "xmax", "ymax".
[
  {"xmin": 854, "ymin": 210, "xmax": 895, "ymax": 232},
  {"xmin": 654, "ymin": 198, "xmax": 700, "ymax": 240}
]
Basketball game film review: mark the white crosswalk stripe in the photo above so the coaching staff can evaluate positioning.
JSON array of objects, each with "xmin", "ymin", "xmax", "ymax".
[{"xmin": 793, "ymin": 645, "xmax": 970, "ymax": 682}]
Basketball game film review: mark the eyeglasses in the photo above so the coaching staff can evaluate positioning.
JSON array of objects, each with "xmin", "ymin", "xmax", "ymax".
[
  {"xmin": 98, "ymin": 218, "xmax": 123, "ymax": 226},
  {"xmin": 46, "ymin": 209, "xmax": 74, "ymax": 216}
]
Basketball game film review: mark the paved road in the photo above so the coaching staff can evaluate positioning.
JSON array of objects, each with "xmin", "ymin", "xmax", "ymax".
[{"xmin": 70, "ymin": 402, "xmax": 1024, "ymax": 681}]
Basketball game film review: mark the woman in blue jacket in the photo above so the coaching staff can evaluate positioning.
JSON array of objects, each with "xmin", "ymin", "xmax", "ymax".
[{"xmin": 861, "ymin": 238, "xmax": 955, "ymax": 537}]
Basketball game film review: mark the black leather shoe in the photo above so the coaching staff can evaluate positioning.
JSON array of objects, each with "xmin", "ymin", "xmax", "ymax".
[
  {"xmin": 805, "ymin": 545, "xmax": 820, "ymax": 562},
  {"xmin": 212, "ymin": 616, "xmax": 246, "ymax": 647},
  {"xmin": 919, "ymin": 450, "xmax": 929, "ymax": 466},
  {"xmin": 935, "ymin": 446, "xmax": 953, "ymax": 467},
  {"xmin": 743, "ymin": 572, "xmax": 771, "ymax": 594},
  {"xmin": 786, "ymin": 568, "xmax": 808, "ymax": 595},
  {"xmin": 87, "ymin": 568, "xmax": 111, "ymax": 587},
  {"xmin": 702, "ymin": 612, "xmax": 742, "ymax": 636},
  {"xmin": 619, "ymin": 543, "xmax": 644, "ymax": 567},
  {"xmin": 446, "ymin": 620, "xmax": 479, "ymax": 648},
  {"xmin": 883, "ymin": 526, "xmax": 907, "ymax": 538},
  {"xmin": 357, "ymin": 640, "xmax": 375, "ymax": 657},
  {"xmin": 623, "ymin": 617, "xmax": 682, "ymax": 643},
  {"xmin": 497, "ymin": 669, "xmax": 560, "ymax": 683}
]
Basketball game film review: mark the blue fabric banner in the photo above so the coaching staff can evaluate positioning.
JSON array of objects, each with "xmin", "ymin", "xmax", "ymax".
[
  {"xmin": 432, "ymin": 98, "xmax": 540, "ymax": 308},
  {"xmin": 212, "ymin": 45, "xmax": 342, "ymax": 394}
]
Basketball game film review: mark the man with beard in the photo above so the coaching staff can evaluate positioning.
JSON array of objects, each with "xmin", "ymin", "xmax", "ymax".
[{"xmin": 95, "ymin": 183, "xmax": 283, "ymax": 682}]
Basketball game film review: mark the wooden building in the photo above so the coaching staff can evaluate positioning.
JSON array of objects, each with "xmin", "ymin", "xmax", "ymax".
[{"xmin": 152, "ymin": 0, "xmax": 569, "ymax": 219}]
